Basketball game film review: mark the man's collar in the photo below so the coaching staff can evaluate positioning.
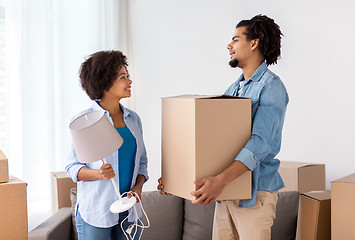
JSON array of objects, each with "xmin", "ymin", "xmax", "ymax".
[
  {"xmin": 238, "ymin": 61, "xmax": 268, "ymax": 84},
  {"xmin": 248, "ymin": 61, "xmax": 268, "ymax": 82}
]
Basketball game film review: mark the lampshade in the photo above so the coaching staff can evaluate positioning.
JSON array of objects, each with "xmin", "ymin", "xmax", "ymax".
[{"xmin": 69, "ymin": 111, "xmax": 123, "ymax": 163}]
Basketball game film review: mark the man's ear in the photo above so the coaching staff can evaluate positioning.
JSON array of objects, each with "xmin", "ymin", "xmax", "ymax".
[{"xmin": 250, "ymin": 39, "xmax": 259, "ymax": 51}]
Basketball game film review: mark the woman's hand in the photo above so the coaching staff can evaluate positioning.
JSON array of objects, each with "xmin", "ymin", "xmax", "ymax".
[
  {"xmin": 128, "ymin": 175, "xmax": 146, "ymax": 202},
  {"xmin": 99, "ymin": 163, "xmax": 115, "ymax": 180},
  {"xmin": 129, "ymin": 185, "xmax": 142, "ymax": 202},
  {"xmin": 157, "ymin": 178, "xmax": 171, "ymax": 195},
  {"xmin": 77, "ymin": 163, "xmax": 115, "ymax": 181}
]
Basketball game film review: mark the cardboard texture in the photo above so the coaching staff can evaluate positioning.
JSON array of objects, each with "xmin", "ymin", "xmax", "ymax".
[
  {"xmin": 0, "ymin": 149, "xmax": 9, "ymax": 183},
  {"xmin": 0, "ymin": 176, "xmax": 28, "ymax": 240},
  {"xmin": 299, "ymin": 190, "xmax": 331, "ymax": 240},
  {"xmin": 161, "ymin": 95, "xmax": 252, "ymax": 201},
  {"xmin": 51, "ymin": 171, "xmax": 77, "ymax": 213},
  {"xmin": 279, "ymin": 161, "xmax": 325, "ymax": 193},
  {"xmin": 331, "ymin": 173, "xmax": 355, "ymax": 240}
]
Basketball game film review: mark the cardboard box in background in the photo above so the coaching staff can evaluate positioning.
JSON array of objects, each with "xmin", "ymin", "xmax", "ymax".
[
  {"xmin": 162, "ymin": 95, "xmax": 252, "ymax": 201},
  {"xmin": 0, "ymin": 149, "xmax": 9, "ymax": 183},
  {"xmin": 0, "ymin": 176, "xmax": 27, "ymax": 240},
  {"xmin": 299, "ymin": 190, "xmax": 331, "ymax": 240},
  {"xmin": 331, "ymin": 173, "xmax": 355, "ymax": 240},
  {"xmin": 279, "ymin": 161, "xmax": 325, "ymax": 193},
  {"xmin": 51, "ymin": 171, "xmax": 77, "ymax": 213}
]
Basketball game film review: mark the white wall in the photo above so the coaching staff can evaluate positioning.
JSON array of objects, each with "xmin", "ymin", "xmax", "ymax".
[{"xmin": 127, "ymin": 0, "xmax": 355, "ymax": 191}]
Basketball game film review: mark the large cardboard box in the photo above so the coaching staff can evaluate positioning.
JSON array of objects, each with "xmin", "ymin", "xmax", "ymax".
[
  {"xmin": 299, "ymin": 190, "xmax": 331, "ymax": 240},
  {"xmin": 279, "ymin": 161, "xmax": 325, "ymax": 193},
  {"xmin": 51, "ymin": 171, "xmax": 77, "ymax": 213},
  {"xmin": 0, "ymin": 149, "xmax": 9, "ymax": 183},
  {"xmin": 331, "ymin": 173, "xmax": 355, "ymax": 240},
  {"xmin": 162, "ymin": 95, "xmax": 252, "ymax": 201},
  {"xmin": 0, "ymin": 176, "xmax": 27, "ymax": 240}
]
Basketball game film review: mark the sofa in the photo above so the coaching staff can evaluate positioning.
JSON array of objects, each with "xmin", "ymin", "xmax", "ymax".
[{"xmin": 29, "ymin": 190, "xmax": 299, "ymax": 240}]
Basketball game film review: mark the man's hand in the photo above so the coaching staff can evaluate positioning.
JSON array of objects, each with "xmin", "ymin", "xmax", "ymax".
[
  {"xmin": 191, "ymin": 176, "xmax": 225, "ymax": 205},
  {"xmin": 157, "ymin": 178, "xmax": 171, "ymax": 195}
]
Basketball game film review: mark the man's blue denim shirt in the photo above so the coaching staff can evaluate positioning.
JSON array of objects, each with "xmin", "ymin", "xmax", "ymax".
[{"xmin": 225, "ymin": 61, "xmax": 289, "ymax": 208}]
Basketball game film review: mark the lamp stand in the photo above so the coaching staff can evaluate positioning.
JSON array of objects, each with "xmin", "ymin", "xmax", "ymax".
[{"xmin": 102, "ymin": 158, "xmax": 137, "ymax": 213}]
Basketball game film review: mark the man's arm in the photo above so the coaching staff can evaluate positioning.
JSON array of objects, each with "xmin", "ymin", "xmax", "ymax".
[{"xmin": 191, "ymin": 78, "xmax": 288, "ymax": 205}]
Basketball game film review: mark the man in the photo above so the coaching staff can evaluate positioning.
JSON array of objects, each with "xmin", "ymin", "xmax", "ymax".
[{"xmin": 159, "ymin": 14, "xmax": 288, "ymax": 240}]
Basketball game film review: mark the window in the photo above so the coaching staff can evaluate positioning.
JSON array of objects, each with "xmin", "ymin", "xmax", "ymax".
[{"xmin": 0, "ymin": 0, "xmax": 6, "ymax": 152}]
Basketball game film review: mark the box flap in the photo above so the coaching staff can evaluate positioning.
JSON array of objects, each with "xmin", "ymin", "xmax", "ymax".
[
  {"xmin": 300, "ymin": 194, "xmax": 320, "ymax": 239},
  {"xmin": 162, "ymin": 94, "xmax": 221, "ymax": 99},
  {"xmin": 332, "ymin": 173, "xmax": 355, "ymax": 183},
  {"xmin": 280, "ymin": 161, "xmax": 321, "ymax": 168},
  {"xmin": 201, "ymin": 95, "xmax": 248, "ymax": 100},
  {"xmin": 6, "ymin": 176, "xmax": 26, "ymax": 185},
  {"xmin": 0, "ymin": 150, "xmax": 7, "ymax": 161},
  {"xmin": 302, "ymin": 190, "xmax": 331, "ymax": 201},
  {"xmin": 298, "ymin": 165, "xmax": 325, "ymax": 193},
  {"xmin": 52, "ymin": 171, "xmax": 69, "ymax": 179},
  {"xmin": 162, "ymin": 94, "xmax": 248, "ymax": 100}
]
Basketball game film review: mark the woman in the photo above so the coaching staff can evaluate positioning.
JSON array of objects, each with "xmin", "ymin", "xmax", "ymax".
[{"xmin": 66, "ymin": 50, "xmax": 149, "ymax": 240}]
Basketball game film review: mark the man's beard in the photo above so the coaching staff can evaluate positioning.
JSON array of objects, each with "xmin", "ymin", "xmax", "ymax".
[{"xmin": 229, "ymin": 58, "xmax": 238, "ymax": 68}]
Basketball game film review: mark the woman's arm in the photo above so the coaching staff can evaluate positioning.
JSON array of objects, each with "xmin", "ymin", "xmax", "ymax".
[
  {"xmin": 129, "ymin": 174, "xmax": 146, "ymax": 202},
  {"xmin": 77, "ymin": 163, "xmax": 115, "ymax": 181}
]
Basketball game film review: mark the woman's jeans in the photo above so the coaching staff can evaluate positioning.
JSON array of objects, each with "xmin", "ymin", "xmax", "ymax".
[{"xmin": 76, "ymin": 210, "xmax": 142, "ymax": 240}]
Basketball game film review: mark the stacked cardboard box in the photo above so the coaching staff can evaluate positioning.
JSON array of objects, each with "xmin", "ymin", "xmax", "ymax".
[
  {"xmin": 299, "ymin": 190, "xmax": 331, "ymax": 240},
  {"xmin": 161, "ymin": 95, "xmax": 252, "ymax": 201},
  {"xmin": 0, "ymin": 176, "xmax": 28, "ymax": 240},
  {"xmin": 51, "ymin": 171, "xmax": 77, "ymax": 213},
  {"xmin": 279, "ymin": 161, "xmax": 325, "ymax": 193},
  {"xmin": 279, "ymin": 161, "xmax": 327, "ymax": 240},
  {"xmin": 0, "ymin": 149, "xmax": 9, "ymax": 183},
  {"xmin": 331, "ymin": 173, "xmax": 355, "ymax": 240}
]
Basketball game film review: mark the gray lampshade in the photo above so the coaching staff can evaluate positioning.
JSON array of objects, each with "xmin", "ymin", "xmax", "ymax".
[{"xmin": 69, "ymin": 111, "xmax": 123, "ymax": 163}]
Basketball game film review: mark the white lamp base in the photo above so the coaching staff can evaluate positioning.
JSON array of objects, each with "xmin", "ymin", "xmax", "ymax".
[{"xmin": 110, "ymin": 196, "xmax": 137, "ymax": 213}]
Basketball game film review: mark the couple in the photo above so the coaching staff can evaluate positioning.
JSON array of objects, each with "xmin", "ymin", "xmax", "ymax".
[{"xmin": 66, "ymin": 14, "xmax": 288, "ymax": 240}]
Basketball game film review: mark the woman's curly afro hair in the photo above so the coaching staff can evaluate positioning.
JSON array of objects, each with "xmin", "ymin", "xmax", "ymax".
[{"xmin": 79, "ymin": 50, "xmax": 128, "ymax": 100}]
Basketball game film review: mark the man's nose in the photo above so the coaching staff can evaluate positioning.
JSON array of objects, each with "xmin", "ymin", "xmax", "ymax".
[{"xmin": 227, "ymin": 42, "xmax": 233, "ymax": 50}]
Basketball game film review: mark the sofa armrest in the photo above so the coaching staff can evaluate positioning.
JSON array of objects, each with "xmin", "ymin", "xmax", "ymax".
[
  {"xmin": 271, "ymin": 191, "xmax": 300, "ymax": 240},
  {"xmin": 29, "ymin": 207, "xmax": 73, "ymax": 240}
]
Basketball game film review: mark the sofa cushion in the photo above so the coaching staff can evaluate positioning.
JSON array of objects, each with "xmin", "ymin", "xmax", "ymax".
[
  {"xmin": 182, "ymin": 200, "xmax": 215, "ymax": 240},
  {"xmin": 271, "ymin": 191, "xmax": 299, "ymax": 240},
  {"xmin": 141, "ymin": 191, "xmax": 184, "ymax": 240}
]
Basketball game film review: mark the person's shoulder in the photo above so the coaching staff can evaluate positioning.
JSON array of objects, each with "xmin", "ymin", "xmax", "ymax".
[
  {"xmin": 262, "ymin": 68, "xmax": 286, "ymax": 88},
  {"xmin": 124, "ymin": 106, "xmax": 144, "ymax": 129},
  {"xmin": 122, "ymin": 105, "xmax": 141, "ymax": 120},
  {"xmin": 262, "ymin": 69, "xmax": 288, "ymax": 103},
  {"xmin": 263, "ymin": 68, "xmax": 281, "ymax": 82}
]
